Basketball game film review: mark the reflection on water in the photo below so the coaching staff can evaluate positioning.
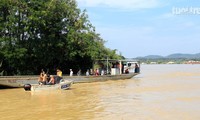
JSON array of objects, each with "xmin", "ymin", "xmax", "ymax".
[{"xmin": 1, "ymin": 64, "xmax": 200, "ymax": 120}]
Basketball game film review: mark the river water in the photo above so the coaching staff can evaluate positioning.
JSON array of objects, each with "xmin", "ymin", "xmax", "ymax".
[{"xmin": 1, "ymin": 64, "xmax": 200, "ymax": 120}]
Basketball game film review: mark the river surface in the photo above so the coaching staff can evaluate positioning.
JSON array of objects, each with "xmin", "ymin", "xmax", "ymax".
[{"xmin": 1, "ymin": 64, "xmax": 200, "ymax": 120}]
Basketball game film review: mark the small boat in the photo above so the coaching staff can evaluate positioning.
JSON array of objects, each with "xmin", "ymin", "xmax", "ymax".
[{"xmin": 24, "ymin": 79, "xmax": 73, "ymax": 91}]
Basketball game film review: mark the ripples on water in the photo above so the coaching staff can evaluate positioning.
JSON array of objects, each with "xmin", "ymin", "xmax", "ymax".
[{"xmin": 0, "ymin": 64, "xmax": 200, "ymax": 120}]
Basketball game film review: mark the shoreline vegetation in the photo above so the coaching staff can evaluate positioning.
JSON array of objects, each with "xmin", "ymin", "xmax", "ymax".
[{"xmin": 0, "ymin": 0, "xmax": 123, "ymax": 76}]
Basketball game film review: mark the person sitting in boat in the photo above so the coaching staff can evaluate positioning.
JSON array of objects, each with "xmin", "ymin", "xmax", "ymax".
[
  {"xmin": 57, "ymin": 69, "xmax": 62, "ymax": 77},
  {"xmin": 125, "ymin": 69, "xmax": 129, "ymax": 74},
  {"xmin": 38, "ymin": 69, "xmax": 44, "ymax": 84},
  {"xmin": 47, "ymin": 75, "xmax": 55, "ymax": 85},
  {"xmin": 42, "ymin": 72, "xmax": 48, "ymax": 85}
]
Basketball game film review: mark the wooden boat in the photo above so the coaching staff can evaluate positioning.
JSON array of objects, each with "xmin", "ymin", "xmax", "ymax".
[
  {"xmin": 0, "ymin": 73, "xmax": 138, "ymax": 88},
  {"xmin": 24, "ymin": 79, "xmax": 73, "ymax": 91},
  {"xmin": 65, "ymin": 73, "xmax": 138, "ymax": 83}
]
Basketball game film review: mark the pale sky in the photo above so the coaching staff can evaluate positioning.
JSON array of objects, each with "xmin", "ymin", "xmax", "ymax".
[{"xmin": 77, "ymin": 0, "xmax": 200, "ymax": 58}]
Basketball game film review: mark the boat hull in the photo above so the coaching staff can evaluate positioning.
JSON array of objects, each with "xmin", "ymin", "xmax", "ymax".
[
  {"xmin": 29, "ymin": 80, "xmax": 73, "ymax": 91},
  {"xmin": 0, "ymin": 73, "xmax": 138, "ymax": 88},
  {"xmin": 0, "ymin": 76, "xmax": 38, "ymax": 88},
  {"xmin": 66, "ymin": 73, "xmax": 138, "ymax": 83}
]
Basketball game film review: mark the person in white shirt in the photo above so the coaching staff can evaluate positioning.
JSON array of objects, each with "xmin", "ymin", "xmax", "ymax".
[
  {"xmin": 101, "ymin": 70, "xmax": 104, "ymax": 76},
  {"xmin": 86, "ymin": 70, "xmax": 89, "ymax": 76},
  {"xmin": 70, "ymin": 69, "xmax": 73, "ymax": 76}
]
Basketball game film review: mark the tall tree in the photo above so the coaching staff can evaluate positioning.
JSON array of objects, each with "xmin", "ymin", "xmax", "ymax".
[{"xmin": 0, "ymin": 0, "xmax": 122, "ymax": 75}]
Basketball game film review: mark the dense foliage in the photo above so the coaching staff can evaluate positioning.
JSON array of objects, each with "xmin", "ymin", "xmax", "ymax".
[{"xmin": 0, "ymin": 0, "xmax": 123, "ymax": 75}]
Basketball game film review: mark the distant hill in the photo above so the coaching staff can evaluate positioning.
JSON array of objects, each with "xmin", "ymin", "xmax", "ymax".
[
  {"xmin": 138, "ymin": 55, "xmax": 163, "ymax": 59},
  {"xmin": 136, "ymin": 53, "xmax": 200, "ymax": 59},
  {"xmin": 167, "ymin": 53, "xmax": 200, "ymax": 59},
  {"xmin": 166, "ymin": 53, "xmax": 194, "ymax": 58}
]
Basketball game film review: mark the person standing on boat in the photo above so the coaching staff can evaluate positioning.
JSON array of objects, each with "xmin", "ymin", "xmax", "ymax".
[
  {"xmin": 101, "ymin": 69, "xmax": 104, "ymax": 76},
  {"xmin": 47, "ymin": 75, "xmax": 55, "ymax": 85},
  {"xmin": 134, "ymin": 63, "xmax": 140, "ymax": 73},
  {"xmin": 86, "ymin": 70, "xmax": 89, "ymax": 76},
  {"xmin": 77, "ymin": 69, "xmax": 81, "ymax": 76},
  {"xmin": 57, "ymin": 69, "xmax": 62, "ymax": 77},
  {"xmin": 70, "ymin": 69, "xmax": 73, "ymax": 76},
  {"xmin": 94, "ymin": 69, "xmax": 99, "ymax": 76}
]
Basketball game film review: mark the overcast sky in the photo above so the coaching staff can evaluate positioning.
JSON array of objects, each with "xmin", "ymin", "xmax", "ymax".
[{"xmin": 76, "ymin": 0, "xmax": 200, "ymax": 58}]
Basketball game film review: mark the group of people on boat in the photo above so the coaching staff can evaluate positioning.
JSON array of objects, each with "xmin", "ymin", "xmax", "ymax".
[
  {"xmin": 125, "ymin": 63, "xmax": 140, "ymax": 74},
  {"xmin": 38, "ymin": 63, "xmax": 140, "ymax": 85},
  {"xmin": 93, "ymin": 69, "xmax": 105, "ymax": 76},
  {"xmin": 69, "ymin": 68, "xmax": 102, "ymax": 76},
  {"xmin": 38, "ymin": 69, "xmax": 62, "ymax": 85}
]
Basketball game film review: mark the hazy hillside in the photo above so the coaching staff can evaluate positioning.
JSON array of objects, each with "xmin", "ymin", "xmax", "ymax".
[
  {"xmin": 137, "ymin": 55, "xmax": 163, "ymax": 59},
  {"xmin": 166, "ymin": 53, "xmax": 194, "ymax": 58},
  {"xmin": 136, "ymin": 53, "xmax": 200, "ymax": 59}
]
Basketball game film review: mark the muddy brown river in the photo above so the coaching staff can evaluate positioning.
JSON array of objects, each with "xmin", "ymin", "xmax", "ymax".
[{"xmin": 1, "ymin": 64, "xmax": 200, "ymax": 120}]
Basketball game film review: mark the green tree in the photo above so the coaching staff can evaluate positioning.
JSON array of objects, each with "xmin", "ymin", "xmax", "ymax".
[{"xmin": 0, "ymin": 0, "xmax": 122, "ymax": 75}]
